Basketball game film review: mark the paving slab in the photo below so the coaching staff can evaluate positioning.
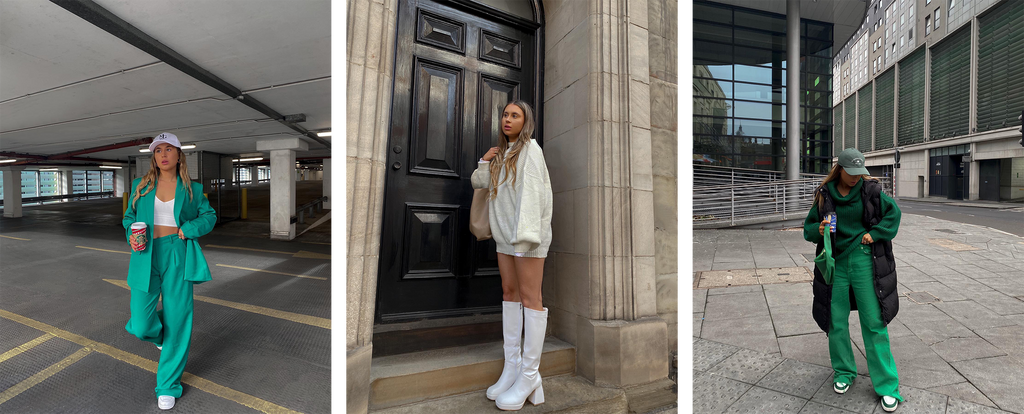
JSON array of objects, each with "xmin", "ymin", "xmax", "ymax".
[
  {"xmin": 692, "ymin": 338, "xmax": 740, "ymax": 372},
  {"xmin": 951, "ymin": 356, "xmax": 1024, "ymax": 413},
  {"xmin": 946, "ymin": 397, "xmax": 1016, "ymax": 414},
  {"xmin": 810, "ymin": 374, "xmax": 880, "ymax": 413},
  {"xmin": 698, "ymin": 268, "xmax": 760, "ymax": 288},
  {"xmin": 724, "ymin": 386, "xmax": 806, "ymax": 413},
  {"xmin": 798, "ymin": 401, "xmax": 859, "ymax": 413},
  {"xmin": 692, "ymin": 370, "xmax": 752, "ymax": 414},
  {"xmin": 756, "ymin": 267, "xmax": 814, "ymax": 285},
  {"xmin": 708, "ymin": 348, "xmax": 785, "ymax": 384},
  {"xmin": 695, "ymin": 213, "xmax": 1024, "ymax": 414},
  {"xmin": 694, "ymin": 289, "xmax": 708, "ymax": 313}
]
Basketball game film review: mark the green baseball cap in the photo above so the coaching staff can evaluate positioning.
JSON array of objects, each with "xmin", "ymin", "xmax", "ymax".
[{"xmin": 837, "ymin": 148, "xmax": 869, "ymax": 176}]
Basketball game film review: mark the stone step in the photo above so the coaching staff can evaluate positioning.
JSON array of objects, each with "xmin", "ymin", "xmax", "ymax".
[
  {"xmin": 369, "ymin": 337, "xmax": 576, "ymax": 411},
  {"xmin": 624, "ymin": 378, "xmax": 678, "ymax": 414},
  {"xmin": 369, "ymin": 374, "xmax": 627, "ymax": 414}
]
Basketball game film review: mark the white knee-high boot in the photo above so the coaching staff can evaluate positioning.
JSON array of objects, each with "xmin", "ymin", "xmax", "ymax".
[
  {"xmin": 496, "ymin": 307, "xmax": 547, "ymax": 410},
  {"xmin": 487, "ymin": 301, "xmax": 523, "ymax": 400}
]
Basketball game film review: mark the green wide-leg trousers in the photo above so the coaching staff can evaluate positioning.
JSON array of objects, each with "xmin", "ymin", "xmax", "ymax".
[
  {"xmin": 828, "ymin": 243, "xmax": 903, "ymax": 401},
  {"xmin": 125, "ymin": 235, "xmax": 193, "ymax": 398}
]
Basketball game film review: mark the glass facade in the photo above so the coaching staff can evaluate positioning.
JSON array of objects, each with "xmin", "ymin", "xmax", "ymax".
[
  {"xmin": 0, "ymin": 170, "xmax": 114, "ymax": 208},
  {"xmin": 693, "ymin": 0, "xmax": 834, "ymax": 174}
]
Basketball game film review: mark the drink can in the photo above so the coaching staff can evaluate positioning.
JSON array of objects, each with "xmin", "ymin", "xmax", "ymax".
[
  {"xmin": 828, "ymin": 214, "xmax": 837, "ymax": 233},
  {"xmin": 131, "ymin": 222, "xmax": 147, "ymax": 252}
]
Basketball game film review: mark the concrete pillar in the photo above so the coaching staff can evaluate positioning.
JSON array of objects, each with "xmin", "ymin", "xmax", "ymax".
[
  {"xmin": 969, "ymin": 142, "xmax": 980, "ymax": 200},
  {"xmin": 2, "ymin": 167, "xmax": 25, "ymax": 218},
  {"xmin": 249, "ymin": 166, "xmax": 258, "ymax": 185},
  {"xmin": 323, "ymin": 159, "xmax": 332, "ymax": 209},
  {"xmin": 257, "ymin": 138, "xmax": 308, "ymax": 240},
  {"xmin": 63, "ymin": 170, "xmax": 74, "ymax": 197},
  {"xmin": 786, "ymin": 0, "xmax": 802, "ymax": 216}
]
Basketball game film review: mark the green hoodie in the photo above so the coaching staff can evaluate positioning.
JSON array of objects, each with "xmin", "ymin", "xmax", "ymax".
[{"xmin": 803, "ymin": 179, "xmax": 901, "ymax": 260}]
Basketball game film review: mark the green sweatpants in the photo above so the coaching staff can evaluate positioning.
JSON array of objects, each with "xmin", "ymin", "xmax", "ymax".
[
  {"xmin": 829, "ymin": 242, "xmax": 903, "ymax": 401},
  {"xmin": 125, "ymin": 234, "xmax": 193, "ymax": 398}
]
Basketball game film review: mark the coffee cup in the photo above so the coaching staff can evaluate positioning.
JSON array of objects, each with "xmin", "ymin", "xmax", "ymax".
[{"xmin": 131, "ymin": 222, "xmax": 148, "ymax": 252}]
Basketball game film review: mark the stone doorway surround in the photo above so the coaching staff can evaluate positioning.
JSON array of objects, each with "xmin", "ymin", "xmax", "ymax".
[{"xmin": 347, "ymin": 0, "xmax": 669, "ymax": 412}]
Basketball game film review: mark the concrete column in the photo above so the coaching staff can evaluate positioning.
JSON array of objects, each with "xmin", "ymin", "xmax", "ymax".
[
  {"xmin": 785, "ymin": 0, "xmax": 801, "ymax": 216},
  {"xmin": 323, "ymin": 158, "xmax": 332, "ymax": 209},
  {"xmin": 969, "ymin": 142, "xmax": 980, "ymax": 200},
  {"xmin": 257, "ymin": 138, "xmax": 308, "ymax": 240},
  {"xmin": 2, "ymin": 167, "xmax": 25, "ymax": 217},
  {"xmin": 63, "ymin": 170, "xmax": 74, "ymax": 197},
  {"xmin": 969, "ymin": 16, "xmax": 979, "ymax": 134},
  {"xmin": 249, "ymin": 166, "xmax": 258, "ymax": 185}
]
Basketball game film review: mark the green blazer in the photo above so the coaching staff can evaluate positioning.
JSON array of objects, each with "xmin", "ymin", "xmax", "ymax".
[{"xmin": 122, "ymin": 177, "xmax": 217, "ymax": 293}]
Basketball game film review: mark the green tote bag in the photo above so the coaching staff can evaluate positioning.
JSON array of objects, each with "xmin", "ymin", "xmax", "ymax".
[{"xmin": 814, "ymin": 226, "xmax": 835, "ymax": 285}]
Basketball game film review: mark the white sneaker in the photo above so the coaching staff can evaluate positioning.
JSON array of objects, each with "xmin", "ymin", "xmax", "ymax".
[
  {"xmin": 156, "ymin": 344, "xmax": 162, "ymax": 350},
  {"xmin": 833, "ymin": 382, "xmax": 849, "ymax": 394},
  {"xmin": 881, "ymin": 396, "xmax": 898, "ymax": 412},
  {"xmin": 158, "ymin": 396, "xmax": 175, "ymax": 410}
]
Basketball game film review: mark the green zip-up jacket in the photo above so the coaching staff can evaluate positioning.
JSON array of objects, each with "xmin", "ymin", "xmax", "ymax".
[
  {"xmin": 803, "ymin": 179, "xmax": 901, "ymax": 260},
  {"xmin": 122, "ymin": 177, "xmax": 217, "ymax": 293}
]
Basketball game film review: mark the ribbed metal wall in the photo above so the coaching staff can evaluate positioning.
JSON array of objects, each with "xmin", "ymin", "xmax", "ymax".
[
  {"xmin": 977, "ymin": 0, "xmax": 1024, "ymax": 132},
  {"xmin": 930, "ymin": 27, "xmax": 971, "ymax": 139},
  {"xmin": 857, "ymin": 83, "xmax": 872, "ymax": 152},
  {"xmin": 898, "ymin": 48, "xmax": 926, "ymax": 145},
  {"xmin": 874, "ymin": 69, "xmax": 895, "ymax": 150}
]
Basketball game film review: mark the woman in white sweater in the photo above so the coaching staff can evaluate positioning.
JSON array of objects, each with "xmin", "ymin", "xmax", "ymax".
[{"xmin": 471, "ymin": 100, "xmax": 553, "ymax": 411}]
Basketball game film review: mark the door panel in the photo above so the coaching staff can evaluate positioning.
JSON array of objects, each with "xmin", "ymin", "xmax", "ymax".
[{"xmin": 377, "ymin": 0, "xmax": 536, "ymax": 323}]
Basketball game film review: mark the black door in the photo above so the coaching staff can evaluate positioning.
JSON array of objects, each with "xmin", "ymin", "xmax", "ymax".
[
  {"xmin": 376, "ymin": 0, "xmax": 538, "ymax": 323},
  {"xmin": 929, "ymin": 156, "xmax": 946, "ymax": 197},
  {"xmin": 979, "ymin": 159, "xmax": 1000, "ymax": 201},
  {"xmin": 951, "ymin": 155, "xmax": 965, "ymax": 200}
]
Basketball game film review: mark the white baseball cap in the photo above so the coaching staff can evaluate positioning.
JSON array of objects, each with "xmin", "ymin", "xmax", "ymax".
[{"xmin": 149, "ymin": 132, "xmax": 181, "ymax": 153}]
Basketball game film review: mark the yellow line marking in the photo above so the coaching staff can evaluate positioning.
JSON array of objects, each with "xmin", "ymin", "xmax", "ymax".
[
  {"xmin": 207, "ymin": 245, "xmax": 294, "ymax": 254},
  {"xmin": 76, "ymin": 246, "xmax": 130, "ymax": 255},
  {"xmin": 205, "ymin": 245, "xmax": 333, "ymax": 258},
  {"xmin": 0, "ymin": 309, "xmax": 302, "ymax": 414},
  {"xmin": 0, "ymin": 235, "xmax": 30, "ymax": 241},
  {"xmin": 0, "ymin": 346, "xmax": 92, "ymax": 405},
  {"xmin": 215, "ymin": 264, "xmax": 328, "ymax": 281},
  {"xmin": 0, "ymin": 334, "xmax": 53, "ymax": 364},
  {"xmin": 102, "ymin": 279, "xmax": 330, "ymax": 329}
]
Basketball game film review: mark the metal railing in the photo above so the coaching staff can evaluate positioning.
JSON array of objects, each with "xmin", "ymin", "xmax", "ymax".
[
  {"xmin": 291, "ymin": 196, "xmax": 329, "ymax": 224},
  {"xmin": 694, "ymin": 164, "xmax": 826, "ymax": 188},
  {"xmin": 0, "ymin": 191, "xmax": 115, "ymax": 206},
  {"xmin": 694, "ymin": 174, "xmax": 894, "ymax": 228}
]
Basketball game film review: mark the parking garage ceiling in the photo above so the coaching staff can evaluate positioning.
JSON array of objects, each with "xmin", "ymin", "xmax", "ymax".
[{"xmin": 0, "ymin": 0, "xmax": 331, "ymax": 167}]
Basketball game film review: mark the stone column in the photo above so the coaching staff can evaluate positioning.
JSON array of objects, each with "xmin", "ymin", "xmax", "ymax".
[
  {"xmin": 543, "ymin": 0, "xmax": 667, "ymax": 388},
  {"xmin": 2, "ymin": 167, "xmax": 25, "ymax": 217},
  {"xmin": 257, "ymin": 138, "xmax": 308, "ymax": 240},
  {"xmin": 347, "ymin": 0, "xmax": 399, "ymax": 413}
]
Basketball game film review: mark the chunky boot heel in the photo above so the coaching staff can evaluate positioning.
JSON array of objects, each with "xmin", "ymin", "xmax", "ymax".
[{"xmin": 528, "ymin": 384, "xmax": 544, "ymax": 405}]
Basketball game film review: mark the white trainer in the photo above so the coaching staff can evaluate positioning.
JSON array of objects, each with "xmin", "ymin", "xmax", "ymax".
[
  {"xmin": 156, "ymin": 344, "xmax": 162, "ymax": 350},
  {"xmin": 833, "ymin": 382, "xmax": 849, "ymax": 394},
  {"xmin": 158, "ymin": 396, "xmax": 175, "ymax": 410},
  {"xmin": 881, "ymin": 395, "xmax": 898, "ymax": 412}
]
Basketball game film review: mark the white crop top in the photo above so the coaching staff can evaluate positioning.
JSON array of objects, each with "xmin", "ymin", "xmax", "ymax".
[{"xmin": 153, "ymin": 197, "xmax": 177, "ymax": 227}]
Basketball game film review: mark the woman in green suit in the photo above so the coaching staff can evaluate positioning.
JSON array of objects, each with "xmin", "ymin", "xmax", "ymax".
[{"xmin": 122, "ymin": 132, "xmax": 216, "ymax": 410}]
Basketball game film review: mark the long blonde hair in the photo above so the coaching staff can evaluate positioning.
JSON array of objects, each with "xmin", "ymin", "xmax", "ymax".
[
  {"xmin": 814, "ymin": 163, "xmax": 879, "ymax": 208},
  {"xmin": 131, "ymin": 147, "xmax": 194, "ymax": 210},
  {"xmin": 489, "ymin": 100, "xmax": 536, "ymax": 199}
]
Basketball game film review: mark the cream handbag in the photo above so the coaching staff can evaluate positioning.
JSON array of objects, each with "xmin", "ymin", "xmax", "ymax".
[{"xmin": 470, "ymin": 189, "xmax": 492, "ymax": 241}]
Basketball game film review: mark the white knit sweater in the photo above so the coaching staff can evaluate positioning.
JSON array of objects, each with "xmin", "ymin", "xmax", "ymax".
[{"xmin": 471, "ymin": 140, "xmax": 553, "ymax": 258}]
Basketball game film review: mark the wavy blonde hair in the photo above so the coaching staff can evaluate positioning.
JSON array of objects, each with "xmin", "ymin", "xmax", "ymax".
[
  {"xmin": 814, "ymin": 163, "xmax": 879, "ymax": 209},
  {"xmin": 489, "ymin": 100, "xmax": 536, "ymax": 199},
  {"xmin": 131, "ymin": 146, "xmax": 194, "ymax": 210}
]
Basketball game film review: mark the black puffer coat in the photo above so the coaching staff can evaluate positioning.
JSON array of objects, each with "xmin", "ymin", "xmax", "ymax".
[{"xmin": 811, "ymin": 180, "xmax": 900, "ymax": 334}]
